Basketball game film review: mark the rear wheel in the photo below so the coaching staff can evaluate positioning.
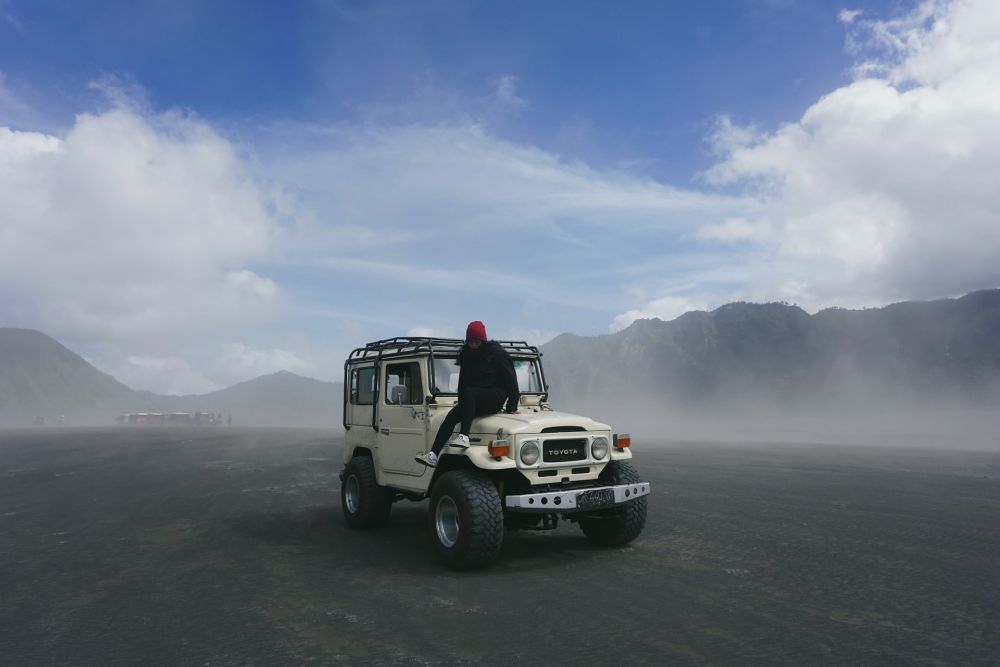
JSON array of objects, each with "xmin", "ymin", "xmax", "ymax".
[
  {"xmin": 579, "ymin": 461, "xmax": 647, "ymax": 547},
  {"xmin": 428, "ymin": 470, "xmax": 504, "ymax": 569},
  {"xmin": 341, "ymin": 455, "xmax": 392, "ymax": 529}
]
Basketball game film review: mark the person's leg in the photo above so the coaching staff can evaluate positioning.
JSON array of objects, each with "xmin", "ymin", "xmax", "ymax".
[
  {"xmin": 459, "ymin": 387, "xmax": 506, "ymax": 434},
  {"xmin": 430, "ymin": 405, "xmax": 462, "ymax": 456},
  {"xmin": 458, "ymin": 387, "xmax": 477, "ymax": 436},
  {"xmin": 419, "ymin": 388, "xmax": 506, "ymax": 466}
]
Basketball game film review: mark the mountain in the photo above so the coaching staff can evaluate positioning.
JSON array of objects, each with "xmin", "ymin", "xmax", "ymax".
[
  {"xmin": 540, "ymin": 290, "xmax": 1000, "ymax": 413},
  {"xmin": 153, "ymin": 371, "xmax": 342, "ymax": 428},
  {"xmin": 0, "ymin": 328, "xmax": 143, "ymax": 426},
  {"xmin": 4, "ymin": 289, "xmax": 999, "ymax": 433},
  {"xmin": 0, "ymin": 328, "xmax": 342, "ymax": 428}
]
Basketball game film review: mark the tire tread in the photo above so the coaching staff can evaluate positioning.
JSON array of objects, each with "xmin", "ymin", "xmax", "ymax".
[
  {"xmin": 430, "ymin": 470, "xmax": 504, "ymax": 568},
  {"xmin": 580, "ymin": 461, "xmax": 647, "ymax": 547},
  {"xmin": 342, "ymin": 455, "xmax": 392, "ymax": 529}
]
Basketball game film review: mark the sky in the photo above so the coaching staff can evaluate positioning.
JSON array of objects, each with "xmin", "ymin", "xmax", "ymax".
[{"xmin": 1, "ymin": 0, "xmax": 999, "ymax": 394}]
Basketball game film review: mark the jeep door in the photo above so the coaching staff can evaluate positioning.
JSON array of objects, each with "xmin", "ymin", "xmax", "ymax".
[
  {"xmin": 377, "ymin": 359, "xmax": 429, "ymax": 476},
  {"xmin": 345, "ymin": 364, "xmax": 376, "ymax": 429}
]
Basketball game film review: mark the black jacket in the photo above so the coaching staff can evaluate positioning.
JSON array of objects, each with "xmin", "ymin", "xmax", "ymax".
[{"xmin": 456, "ymin": 341, "xmax": 520, "ymax": 413}]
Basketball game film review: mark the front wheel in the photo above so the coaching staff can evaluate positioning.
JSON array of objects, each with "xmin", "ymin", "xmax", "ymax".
[
  {"xmin": 579, "ymin": 460, "xmax": 647, "ymax": 547},
  {"xmin": 341, "ymin": 455, "xmax": 392, "ymax": 529},
  {"xmin": 428, "ymin": 470, "xmax": 504, "ymax": 569}
]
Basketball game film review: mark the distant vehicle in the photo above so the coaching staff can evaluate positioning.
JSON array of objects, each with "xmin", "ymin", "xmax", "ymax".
[
  {"xmin": 166, "ymin": 412, "xmax": 193, "ymax": 426},
  {"xmin": 194, "ymin": 412, "xmax": 219, "ymax": 426},
  {"xmin": 118, "ymin": 412, "xmax": 200, "ymax": 426},
  {"xmin": 340, "ymin": 337, "xmax": 650, "ymax": 569}
]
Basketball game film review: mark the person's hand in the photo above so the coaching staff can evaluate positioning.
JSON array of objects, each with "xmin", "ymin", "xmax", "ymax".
[{"xmin": 506, "ymin": 409, "xmax": 520, "ymax": 415}]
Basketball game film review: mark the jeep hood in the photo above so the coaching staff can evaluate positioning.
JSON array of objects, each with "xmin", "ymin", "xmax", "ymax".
[{"xmin": 471, "ymin": 410, "xmax": 610, "ymax": 437}]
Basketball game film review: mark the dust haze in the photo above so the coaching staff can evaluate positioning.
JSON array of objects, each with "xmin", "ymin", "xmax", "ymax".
[{"xmin": 548, "ymin": 374, "xmax": 1000, "ymax": 451}]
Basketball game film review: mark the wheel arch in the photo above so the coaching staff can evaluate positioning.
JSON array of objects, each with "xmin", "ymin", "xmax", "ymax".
[{"xmin": 429, "ymin": 453, "xmax": 480, "ymax": 491}]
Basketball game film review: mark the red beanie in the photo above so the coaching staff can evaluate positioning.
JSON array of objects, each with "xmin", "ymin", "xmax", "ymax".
[{"xmin": 466, "ymin": 320, "xmax": 487, "ymax": 342}]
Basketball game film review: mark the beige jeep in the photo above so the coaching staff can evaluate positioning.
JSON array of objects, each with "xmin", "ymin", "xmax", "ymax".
[{"xmin": 340, "ymin": 337, "xmax": 649, "ymax": 569}]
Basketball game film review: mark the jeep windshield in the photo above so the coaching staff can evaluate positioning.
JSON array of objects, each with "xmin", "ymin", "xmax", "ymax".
[{"xmin": 431, "ymin": 356, "xmax": 544, "ymax": 394}]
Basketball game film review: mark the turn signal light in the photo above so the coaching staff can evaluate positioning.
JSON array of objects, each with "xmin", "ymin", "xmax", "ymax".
[
  {"xmin": 489, "ymin": 439, "xmax": 511, "ymax": 457},
  {"xmin": 614, "ymin": 433, "xmax": 632, "ymax": 449}
]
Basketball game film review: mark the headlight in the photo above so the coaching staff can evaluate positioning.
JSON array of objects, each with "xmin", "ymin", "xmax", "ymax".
[
  {"xmin": 519, "ymin": 439, "xmax": 540, "ymax": 466},
  {"xmin": 591, "ymin": 436, "xmax": 609, "ymax": 460}
]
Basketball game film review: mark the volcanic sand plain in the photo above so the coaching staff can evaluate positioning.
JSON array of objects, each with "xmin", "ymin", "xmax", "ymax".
[{"xmin": 1, "ymin": 427, "xmax": 998, "ymax": 665}]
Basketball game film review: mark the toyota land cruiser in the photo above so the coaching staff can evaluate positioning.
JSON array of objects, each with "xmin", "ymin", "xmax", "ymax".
[{"xmin": 340, "ymin": 337, "xmax": 649, "ymax": 569}]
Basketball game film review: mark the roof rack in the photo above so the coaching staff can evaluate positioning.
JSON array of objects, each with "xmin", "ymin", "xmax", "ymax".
[
  {"xmin": 347, "ymin": 337, "xmax": 542, "ymax": 363},
  {"xmin": 342, "ymin": 337, "xmax": 547, "ymax": 432}
]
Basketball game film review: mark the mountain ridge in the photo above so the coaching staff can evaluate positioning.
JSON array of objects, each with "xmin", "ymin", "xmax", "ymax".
[
  {"xmin": 540, "ymin": 289, "xmax": 1000, "ymax": 409},
  {"xmin": 0, "ymin": 328, "xmax": 341, "ymax": 428},
  {"xmin": 4, "ymin": 289, "xmax": 999, "ymax": 429}
]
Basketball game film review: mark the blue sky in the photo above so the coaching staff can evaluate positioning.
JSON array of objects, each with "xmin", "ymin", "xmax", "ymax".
[
  {"xmin": 3, "ymin": 1, "xmax": 880, "ymax": 178},
  {"xmin": 2, "ymin": 0, "xmax": 999, "ymax": 393}
]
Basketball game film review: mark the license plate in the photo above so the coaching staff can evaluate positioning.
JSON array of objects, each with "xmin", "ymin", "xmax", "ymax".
[{"xmin": 577, "ymin": 488, "xmax": 614, "ymax": 510}]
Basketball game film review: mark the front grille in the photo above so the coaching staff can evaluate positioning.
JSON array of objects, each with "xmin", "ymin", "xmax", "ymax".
[{"xmin": 543, "ymin": 438, "xmax": 587, "ymax": 463}]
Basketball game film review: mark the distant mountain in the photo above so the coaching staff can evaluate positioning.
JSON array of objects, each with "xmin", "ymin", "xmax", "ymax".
[
  {"xmin": 0, "ymin": 328, "xmax": 142, "ymax": 426},
  {"xmin": 5, "ymin": 289, "xmax": 999, "ymax": 431},
  {"xmin": 0, "ymin": 328, "xmax": 341, "ymax": 428},
  {"xmin": 154, "ymin": 371, "xmax": 342, "ymax": 428},
  {"xmin": 540, "ymin": 290, "xmax": 1000, "ymax": 412}
]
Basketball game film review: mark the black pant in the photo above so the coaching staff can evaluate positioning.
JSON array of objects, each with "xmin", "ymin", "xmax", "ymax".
[{"xmin": 430, "ymin": 386, "xmax": 506, "ymax": 455}]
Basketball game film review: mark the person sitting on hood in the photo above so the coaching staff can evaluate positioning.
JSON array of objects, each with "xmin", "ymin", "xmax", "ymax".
[{"xmin": 415, "ymin": 320, "xmax": 520, "ymax": 467}]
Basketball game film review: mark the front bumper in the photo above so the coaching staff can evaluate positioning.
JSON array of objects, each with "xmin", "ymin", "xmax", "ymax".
[{"xmin": 504, "ymin": 482, "xmax": 650, "ymax": 513}]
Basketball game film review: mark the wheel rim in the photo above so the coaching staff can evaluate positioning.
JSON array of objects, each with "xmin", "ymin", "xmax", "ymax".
[
  {"xmin": 435, "ymin": 495, "xmax": 460, "ymax": 548},
  {"xmin": 345, "ymin": 474, "xmax": 361, "ymax": 514}
]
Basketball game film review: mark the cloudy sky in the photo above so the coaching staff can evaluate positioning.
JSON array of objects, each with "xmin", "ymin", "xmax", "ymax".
[{"xmin": 1, "ymin": 0, "xmax": 999, "ymax": 394}]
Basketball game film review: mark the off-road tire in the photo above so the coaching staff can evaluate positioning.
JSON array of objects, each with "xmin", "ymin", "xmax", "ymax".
[
  {"xmin": 428, "ymin": 470, "xmax": 504, "ymax": 569},
  {"xmin": 580, "ymin": 460, "xmax": 647, "ymax": 547},
  {"xmin": 341, "ymin": 455, "xmax": 392, "ymax": 529}
]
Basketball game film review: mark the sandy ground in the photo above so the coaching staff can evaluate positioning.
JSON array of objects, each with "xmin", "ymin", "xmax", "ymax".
[{"xmin": 0, "ymin": 427, "xmax": 998, "ymax": 665}]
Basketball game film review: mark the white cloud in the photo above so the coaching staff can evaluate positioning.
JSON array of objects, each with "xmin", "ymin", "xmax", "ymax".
[
  {"xmin": 698, "ymin": 0, "xmax": 1000, "ymax": 308},
  {"xmin": 10, "ymin": 0, "xmax": 1000, "ymax": 392},
  {"xmin": 406, "ymin": 326, "xmax": 458, "ymax": 338},
  {"xmin": 262, "ymin": 122, "xmax": 748, "ymax": 333},
  {"xmin": 489, "ymin": 74, "xmax": 527, "ymax": 110},
  {"xmin": 225, "ymin": 270, "xmax": 277, "ymax": 298},
  {"xmin": 0, "ymin": 102, "xmax": 284, "ymax": 344},
  {"xmin": 264, "ymin": 122, "xmax": 742, "ymax": 242},
  {"xmin": 696, "ymin": 217, "xmax": 772, "ymax": 243},
  {"xmin": 838, "ymin": 9, "xmax": 863, "ymax": 25},
  {"xmin": 610, "ymin": 296, "xmax": 710, "ymax": 332},
  {"xmin": 501, "ymin": 328, "xmax": 559, "ymax": 345}
]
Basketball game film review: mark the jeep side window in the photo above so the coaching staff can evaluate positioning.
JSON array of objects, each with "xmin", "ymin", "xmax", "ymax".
[
  {"xmin": 384, "ymin": 362, "xmax": 423, "ymax": 405},
  {"xmin": 431, "ymin": 357, "xmax": 460, "ymax": 393},
  {"xmin": 351, "ymin": 367, "xmax": 376, "ymax": 405}
]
